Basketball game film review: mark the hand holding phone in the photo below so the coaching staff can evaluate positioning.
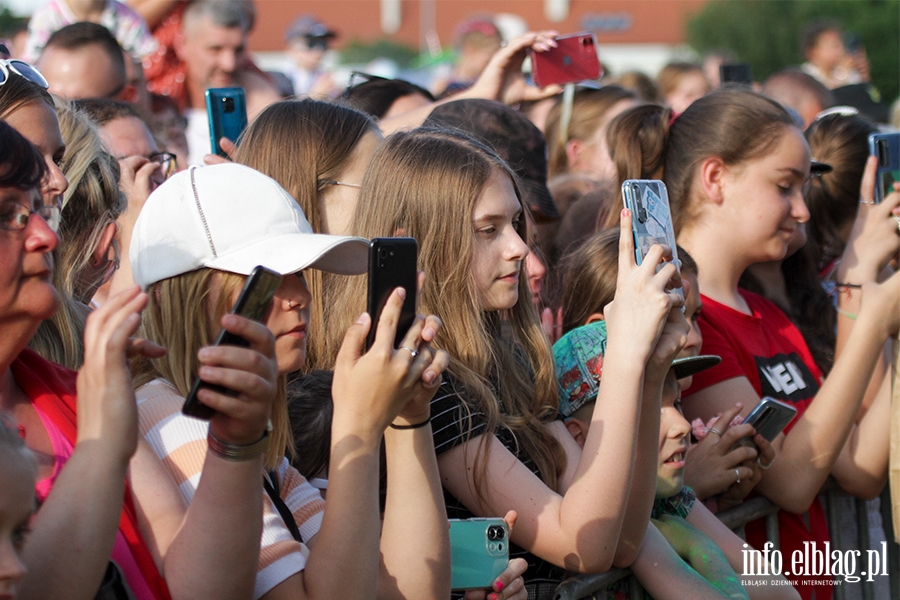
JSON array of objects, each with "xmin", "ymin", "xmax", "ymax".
[
  {"xmin": 621, "ymin": 179, "xmax": 683, "ymax": 298},
  {"xmin": 206, "ymin": 87, "xmax": 247, "ymax": 158},
  {"xmin": 868, "ymin": 132, "xmax": 900, "ymax": 204},
  {"xmin": 530, "ymin": 32, "xmax": 601, "ymax": 88},
  {"xmin": 366, "ymin": 238, "xmax": 418, "ymax": 350},
  {"xmin": 449, "ymin": 518, "xmax": 510, "ymax": 590},
  {"xmin": 739, "ymin": 397, "xmax": 797, "ymax": 443},
  {"xmin": 183, "ymin": 266, "xmax": 282, "ymax": 419}
]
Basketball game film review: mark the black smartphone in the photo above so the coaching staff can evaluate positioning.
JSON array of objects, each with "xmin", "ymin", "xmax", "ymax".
[
  {"xmin": 205, "ymin": 87, "xmax": 247, "ymax": 158},
  {"xmin": 182, "ymin": 266, "xmax": 282, "ymax": 420},
  {"xmin": 719, "ymin": 63, "xmax": 753, "ymax": 86},
  {"xmin": 868, "ymin": 132, "xmax": 900, "ymax": 203},
  {"xmin": 366, "ymin": 238, "xmax": 417, "ymax": 350}
]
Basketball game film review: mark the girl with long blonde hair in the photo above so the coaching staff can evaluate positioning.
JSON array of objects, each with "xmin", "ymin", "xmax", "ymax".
[{"xmin": 328, "ymin": 127, "xmax": 687, "ymax": 595}]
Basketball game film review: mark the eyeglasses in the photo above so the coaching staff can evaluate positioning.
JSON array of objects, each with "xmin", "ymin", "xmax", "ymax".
[
  {"xmin": 318, "ymin": 179, "xmax": 362, "ymax": 189},
  {"xmin": 0, "ymin": 59, "xmax": 49, "ymax": 89},
  {"xmin": 0, "ymin": 200, "xmax": 61, "ymax": 232},
  {"xmin": 149, "ymin": 151, "xmax": 177, "ymax": 180}
]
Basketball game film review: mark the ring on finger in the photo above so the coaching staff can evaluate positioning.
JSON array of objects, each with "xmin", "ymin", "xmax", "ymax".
[
  {"xmin": 708, "ymin": 427, "xmax": 724, "ymax": 437},
  {"xmin": 734, "ymin": 468, "xmax": 741, "ymax": 484},
  {"xmin": 399, "ymin": 346, "xmax": 419, "ymax": 358},
  {"xmin": 757, "ymin": 456, "xmax": 774, "ymax": 470}
]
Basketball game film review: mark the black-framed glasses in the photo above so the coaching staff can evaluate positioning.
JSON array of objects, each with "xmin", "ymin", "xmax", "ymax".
[
  {"xmin": 0, "ymin": 200, "xmax": 61, "ymax": 232},
  {"xmin": 0, "ymin": 59, "xmax": 49, "ymax": 89},
  {"xmin": 149, "ymin": 151, "xmax": 177, "ymax": 180}
]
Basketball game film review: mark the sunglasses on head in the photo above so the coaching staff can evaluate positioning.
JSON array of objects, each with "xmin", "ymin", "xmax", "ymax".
[{"xmin": 0, "ymin": 59, "xmax": 49, "ymax": 89}]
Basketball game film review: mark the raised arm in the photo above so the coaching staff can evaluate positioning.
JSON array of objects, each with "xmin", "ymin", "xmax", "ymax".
[
  {"xmin": 440, "ymin": 210, "xmax": 683, "ymax": 574},
  {"xmin": 20, "ymin": 286, "xmax": 163, "ymax": 600},
  {"xmin": 132, "ymin": 313, "xmax": 278, "ymax": 600},
  {"xmin": 685, "ymin": 269, "xmax": 900, "ymax": 513},
  {"xmin": 379, "ymin": 314, "xmax": 451, "ymax": 600}
]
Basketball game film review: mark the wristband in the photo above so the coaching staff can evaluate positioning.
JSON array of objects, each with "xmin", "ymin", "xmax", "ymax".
[
  {"xmin": 207, "ymin": 429, "xmax": 269, "ymax": 461},
  {"xmin": 389, "ymin": 417, "xmax": 431, "ymax": 430},
  {"xmin": 834, "ymin": 282, "xmax": 862, "ymax": 289}
]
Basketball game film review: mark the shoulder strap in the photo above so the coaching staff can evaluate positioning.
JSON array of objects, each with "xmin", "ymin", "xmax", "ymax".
[{"xmin": 264, "ymin": 471, "xmax": 303, "ymax": 543}]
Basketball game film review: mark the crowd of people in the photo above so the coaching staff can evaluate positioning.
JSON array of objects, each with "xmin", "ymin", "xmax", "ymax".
[{"xmin": 0, "ymin": 1, "xmax": 899, "ymax": 600}]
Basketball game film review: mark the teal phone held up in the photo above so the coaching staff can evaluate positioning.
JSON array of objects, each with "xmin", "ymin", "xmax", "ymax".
[
  {"xmin": 205, "ymin": 87, "xmax": 247, "ymax": 157},
  {"xmin": 449, "ymin": 518, "xmax": 509, "ymax": 590}
]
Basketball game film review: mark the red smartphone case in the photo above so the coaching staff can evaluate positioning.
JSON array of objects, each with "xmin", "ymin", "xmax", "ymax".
[{"xmin": 531, "ymin": 33, "xmax": 602, "ymax": 88}]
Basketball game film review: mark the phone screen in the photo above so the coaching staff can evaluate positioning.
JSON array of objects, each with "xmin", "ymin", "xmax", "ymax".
[
  {"xmin": 366, "ymin": 238, "xmax": 417, "ymax": 350},
  {"xmin": 182, "ymin": 266, "xmax": 282, "ymax": 419}
]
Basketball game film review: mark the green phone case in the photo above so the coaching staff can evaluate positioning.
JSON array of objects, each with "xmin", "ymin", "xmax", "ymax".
[{"xmin": 449, "ymin": 518, "xmax": 509, "ymax": 590}]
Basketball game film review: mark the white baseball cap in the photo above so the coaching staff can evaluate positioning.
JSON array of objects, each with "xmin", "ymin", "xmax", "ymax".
[{"xmin": 130, "ymin": 163, "xmax": 368, "ymax": 289}]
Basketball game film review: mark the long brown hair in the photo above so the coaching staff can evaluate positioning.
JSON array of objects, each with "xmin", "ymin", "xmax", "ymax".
[
  {"xmin": 133, "ymin": 270, "xmax": 290, "ymax": 470},
  {"xmin": 329, "ymin": 128, "xmax": 565, "ymax": 495},
  {"xmin": 235, "ymin": 98, "xmax": 377, "ymax": 372},
  {"xmin": 804, "ymin": 113, "xmax": 877, "ymax": 271},
  {"xmin": 606, "ymin": 88, "xmax": 798, "ymax": 232}
]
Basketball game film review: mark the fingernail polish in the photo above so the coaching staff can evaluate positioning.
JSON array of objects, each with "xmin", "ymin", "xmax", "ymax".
[
  {"xmin": 488, "ymin": 594, "xmax": 498, "ymax": 600},
  {"xmin": 496, "ymin": 581, "xmax": 505, "ymax": 591}
]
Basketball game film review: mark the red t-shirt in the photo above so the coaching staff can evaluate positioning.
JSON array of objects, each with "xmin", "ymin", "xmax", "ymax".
[{"xmin": 686, "ymin": 290, "xmax": 831, "ymax": 600}]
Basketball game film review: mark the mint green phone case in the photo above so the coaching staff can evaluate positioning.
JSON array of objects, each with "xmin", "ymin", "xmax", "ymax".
[{"xmin": 449, "ymin": 518, "xmax": 509, "ymax": 590}]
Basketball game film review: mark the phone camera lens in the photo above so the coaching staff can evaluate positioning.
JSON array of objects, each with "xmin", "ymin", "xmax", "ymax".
[
  {"xmin": 878, "ymin": 140, "xmax": 890, "ymax": 166},
  {"xmin": 487, "ymin": 525, "xmax": 505, "ymax": 541},
  {"xmin": 378, "ymin": 248, "xmax": 389, "ymax": 259},
  {"xmin": 223, "ymin": 97, "xmax": 235, "ymax": 113}
]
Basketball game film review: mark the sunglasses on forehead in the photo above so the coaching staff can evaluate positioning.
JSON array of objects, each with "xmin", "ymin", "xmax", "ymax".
[{"xmin": 0, "ymin": 59, "xmax": 49, "ymax": 89}]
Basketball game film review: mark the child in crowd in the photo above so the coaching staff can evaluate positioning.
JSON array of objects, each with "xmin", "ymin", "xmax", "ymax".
[
  {"xmin": 326, "ymin": 127, "xmax": 688, "ymax": 596},
  {"xmin": 608, "ymin": 88, "xmax": 900, "ymax": 600},
  {"xmin": 553, "ymin": 321, "xmax": 798, "ymax": 599},
  {"xmin": 557, "ymin": 229, "xmax": 773, "ymax": 503},
  {"xmin": 0, "ymin": 419, "xmax": 37, "ymax": 600}
]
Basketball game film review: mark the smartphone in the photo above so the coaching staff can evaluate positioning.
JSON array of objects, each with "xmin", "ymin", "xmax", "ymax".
[
  {"xmin": 719, "ymin": 63, "xmax": 753, "ymax": 86},
  {"xmin": 530, "ymin": 32, "xmax": 602, "ymax": 88},
  {"xmin": 741, "ymin": 397, "xmax": 798, "ymax": 443},
  {"xmin": 621, "ymin": 179, "xmax": 683, "ymax": 298},
  {"xmin": 182, "ymin": 266, "xmax": 282, "ymax": 419},
  {"xmin": 868, "ymin": 132, "xmax": 900, "ymax": 203},
  {"xmin": 205, "ymin": 87, "xmax": 247, "ymax": 158},
  {"xmin": 366, "ymin": 238, "xmax": 417, "ymax": 350},
  {"xmin": 449, "ymin": 518, "xmax": 509, "ymax": 590}
]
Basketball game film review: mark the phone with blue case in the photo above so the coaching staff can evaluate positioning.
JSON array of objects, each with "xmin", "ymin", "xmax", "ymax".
[
  {"xmin": 205, "ymin": 87, "xmax": 247, "ymax": 157},
  {"xmin": 449, "ymin": 518, "xmax": 509, "ymax": 590},
  {"xmin": 868, "ymin": 132, "xmax": 900, "ymax": 203},
  {"xmin": 621, "ymin": 179, "xmax": 683, "ymax": 298}
]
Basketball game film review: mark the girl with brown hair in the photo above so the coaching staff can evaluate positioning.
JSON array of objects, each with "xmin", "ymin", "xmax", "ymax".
[
  {"xmin": 608, "ymin": 88, "xmax": 900, "ymax": 600},
  {"xmin": 327, "ymin": 127, "xmax": 687, "ymax": 595}
]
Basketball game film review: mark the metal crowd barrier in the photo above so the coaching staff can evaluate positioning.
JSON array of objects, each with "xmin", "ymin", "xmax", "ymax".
[{"xmin": 552, "ymin": 490, "xmax": 899, "ymax": 600}]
